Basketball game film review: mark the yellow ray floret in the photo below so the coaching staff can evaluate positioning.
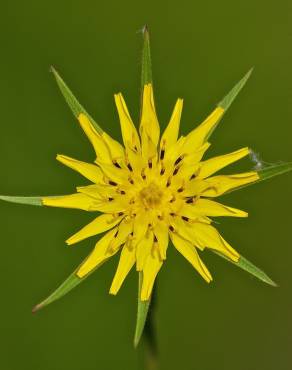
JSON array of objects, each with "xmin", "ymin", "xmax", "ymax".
[
  {"xmin": 109, "ymin": 244, "xmax": 136, "ymax": 295},
  {"xmin": 170, "ymin": 232, "xmax": 212, "ymax": 283},
  {"xmin": 66, "ymin": 213, "xmax": 124, "ymax": 245},
  {"xmin": 56, "ymin": 154, "xmax": 104, "ymax": 184},
  {"xmin": 140, "ymin": 84, "xmax": 160, "ymax": 148},
  {"xmin": 160, "ymin": 99, "xmax": 183, "ymax": 153},
  {"xmin": 198, "ymin": 147, "xmax": 250, "ymax": 179},
  {"xmin": 114, "ymin": 93, "xmax": 141, "ymax": 151}
]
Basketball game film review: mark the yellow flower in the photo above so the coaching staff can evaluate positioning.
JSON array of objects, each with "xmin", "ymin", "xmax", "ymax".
[{"xmin": 42, "ymin": 82, "xmax": 259, "ymax": 301}]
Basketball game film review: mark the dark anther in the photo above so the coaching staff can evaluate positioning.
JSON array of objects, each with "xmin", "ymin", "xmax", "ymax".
[
  {"xmin": 114, "ymin": 230, "xmax": 119, "ymax": 237},
  {"xmin": 177, "ymin": 187, "xmax": 184, "ymax": 193},
  {"xmin": 173, "ymin": 167, "xmax": 179, "ymax": 176},
  {"xmin": 160, "ymin": 149, "xmax": 165, "ymax": 160},
  {"xmin": 170, "ymin": 196, "xmax": 175, "ymax": 203},
  {"xmin": 109, "ymin": 180, "xmax": 117, "ymax": 186},
  {"xmin": 190, "ymin": 174, "xmax": 196, "ymax": 180},
  {"xmin": 129, "ymin": 178, "xmax": 134, "ymax": 184},
  {"xmin": 170, "ymin": 212, "xmax": 175, "ymax": 216},
  {"xmin": 148, "ymin": 160, "xmax": 152, "ymax": 169},
  {"xmin": 169, "ymin": 225, "xmax": 174, "ymax": 232},
  {"xmin": 118, "ymin": 212, "xmax": 124, "ymax": 216},
  {"xmin": 108, "ymin": 197, "xmax": 114, "ymax": 202},
  {"xmin": 113, "ymin": 161, "xmax": 121, "ymax": 169},
  {"xmin": 174, "ymin": 156, "xmax": 183, "ymax": 166},
  {"xmin": 130, "ymin": 231, "xmax": 134, "ymax": 236},
  {"xmin": 166, "ymin": 178, "xmax": 171, "ymax": 187},
  {"xmin": 186, "ymin": 197, "xmax": 193, "ymax": 204},
  {"xmin": 182, "ymin": 216, "xmax": 189, "ymax": 221},
  {"xmin": 127, "ymin": 163, "xmax": 133, "ymax": 172},
  {"xmin": 120, "ymin": 190, "xmax": 126, "ymax": 195},
  {"xmin": 160, "ymin": 168, "xmax": 165, "ymax": 175},
  {"xmin": 154, "ymin": 235, "xmax": 158, "ymax": 242}
]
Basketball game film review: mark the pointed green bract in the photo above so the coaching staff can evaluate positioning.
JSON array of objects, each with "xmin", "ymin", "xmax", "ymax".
[
  {"xmin": 141, "ymin": 26, "xmax": 152, "ymax": 87},
  {"xmin": 218, "ymin": 68, "xmax": 253, "ymax": 111},
  {"xmin": 134, "ymin": 26, "xmax": 153, "ymax": 348},
  {"xmin": 32, "ymin": 272, "xmax": 82, "ymax": 312},
  {"xmin": 213, "ymin": 251, "xmax": 277, "ymax": 286},
  {"xmin": 206, "ymin": 69, "xmax": 253, "ymax": 141},
  {"xmin": 51, "ymin": 66, "xmax": 103, "ymax": 134},
  {"xmin": 32, "ymin": 259, "xmax": 106, "ymax": 312},
  {"xmin": 134, "ymin": 272, "xmax": 151, "ymax": 348},
  {"xmin": 0, "ymin": 195, "xmax": 43, "ymax": 206},
  {"xmin": 258, "ymin": 162, "xmax": 292, "ymax": 181}
]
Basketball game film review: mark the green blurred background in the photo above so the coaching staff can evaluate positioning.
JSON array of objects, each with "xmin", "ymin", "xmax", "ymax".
[{"xmin": 0, "ymin": 1, "xmax": 291, "ymax": 369}]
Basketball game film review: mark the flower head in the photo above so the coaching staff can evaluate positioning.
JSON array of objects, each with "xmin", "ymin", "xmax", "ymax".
[
  {"xmin": 1, "ymin": 27, "xmax": 291, "ymax": 347},
  {"xmin": 42, "ymin": 82, "xmax": 258, "ymax": 301}
]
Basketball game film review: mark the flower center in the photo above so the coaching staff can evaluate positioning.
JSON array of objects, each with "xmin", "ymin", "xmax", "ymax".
[{"xmin": 139, "ymin": 182, "xmax": 163, "ymax": 209}]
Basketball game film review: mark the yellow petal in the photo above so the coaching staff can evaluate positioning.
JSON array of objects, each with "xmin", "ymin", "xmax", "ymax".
[
  {"xmin": 76, "ymin": 228, "xmax": 118, "ymax": 278},
  {"xmin": 95, "ymin": 161, "xmax": 128, "ymax": 184},
  {"xmin": 42, "ymin": 193, "xmax": 94, "ymax": 211},
  {"xmin": 107, "ymin": 218, "xmax": 133, "ymax": 254},
  {"xmin": 179, "ymin": 199, "xmax": 248, "ymax": 218},
  {"xmin": 114, "ymin": 93, "xmax": 141, "ymax": 151},
  {"xmin": 198, "ymin": 147, "xmax": 250, "ymax": 179},
  {"xmin": 160, "ymin": 99, "xmax": 183, "ymax": 153},
  {"xmin": 187, "ymin": 222, "xmax": 239, "ymax": 261},
  {"xmin": 153, "ymin": 221, "xmax": 169, "ymax": 260},
  {"xmin": 77, "ymin": 184, "xmax": 116, "ymax": 200},
  {"xmin": 101, "ymin": 131, "xmax": 125, "ymax": 161},
  {"xmin": 66, "ymin": 213, "xmax": 124, "ymax": 245},
  {"xmin": 141, "ymin": 250, "xmax": 163, "ymax": 301},
  {"xmin": 109, "ymin": 244, "xmax": 136, "ymax": 295},
  {"xmin": 57, "ymin": 154, "xmax": 104, "ymax": 184},
  {"xmin": 136, "ymin": 233, "xmax": 154, "ymax": 271},
  {"xmin": 78, "ymin": 114, "xmax": 111, "ymax": 162},
  {"xmin": 176, "ymin": 142, "xmax": 210, "ymax": 178},
  {"xmin": 181, "ymin": 107, "xmax": 224, "ymax": 153},
  {"xmin": 140, "ymin": 84, "xmax": 160, "ymax": 149},
  {"xmin": 133, "ymin": 214, "xmax": 149, "ymax": 246},
  {"xmin": 185, "ymin": 172, "xmax": 259, "ymax": 197},
  {"xmin": 170, "ymin": 232, "xmax": 212, "ymax": 282}
]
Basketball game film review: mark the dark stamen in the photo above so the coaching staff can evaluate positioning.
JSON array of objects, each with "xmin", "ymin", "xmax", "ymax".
[
  {"xmin": 148, "ymin": 160, "xmax": 152, "ymax": 169},
  {"xmin": 109, "ymin": 180, "xmax": 117, "ymax": 186},
  {"xmin": 174, "ymin": 156, "xmax": 183, "ymax": 166},
  {"xmin": 169, "ymin": 225, "xmax": 174, "ymax": 232},
  {"xmin": 182, "ymin": 216, "xmax": 189, "ymax": 221},
  {"xmin": 129, "ymin": 178, "xmax": 134, "ymax": 184},
  {"xmin": 160, "ymin": 168, "xmax": 165, "ymax": 175},
  {"xmin": 186, "ymin": 197, "xmax": 193, "ymax": 204},
  {"xmin": 154, "ymin": 235, "xmax": 158, "ymax": 242},
  {"xmin": 177, "ymin": 187, "xmax": 184, "ymax": 193},
  {"xmin": 173, "ymin": 167, "xmax": 179, "ymax": 176},
  {"xmin": 108, "ymin": 197, "xmax": 114, "ymax": 202},
  {"xmin": 190, "ymin": 174, "xmax": 196, "ymax": 180},
  {"xmin": 166, "ymin": 178, "xmax": 171, "ymax": 187},
  {"xmin": 118, "ymin": 212, "xmax": 124, "ymax": 216},
  {"xmin": 170, "ymin": 212, "xmax": 175, "ymax": 216},
  {"xmin": 114, "ymin": 230, "xmax": 119, "ymax": 238},
  {"xmin": 160, "ymin": 149, "xmax": 165, "ymax": 160},
  {"xmin": 120, "ymin": 190, "xmax": 126, "ymax": 195},
  {"xmin": 127, "ymin": 163, "xmax": 133, "ymax": 172},
  {"xmin": 170, "ymin": 196, "xmax": 175, "ymax": 203},
  {"xmin": 113, "ymin": 161, "xmax": 121, "ymax": 169}
]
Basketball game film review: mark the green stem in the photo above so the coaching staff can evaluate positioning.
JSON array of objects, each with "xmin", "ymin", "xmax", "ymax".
[{"xmin": 144, "ymin": 284, "xmax": 159, "ymax": 370}]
